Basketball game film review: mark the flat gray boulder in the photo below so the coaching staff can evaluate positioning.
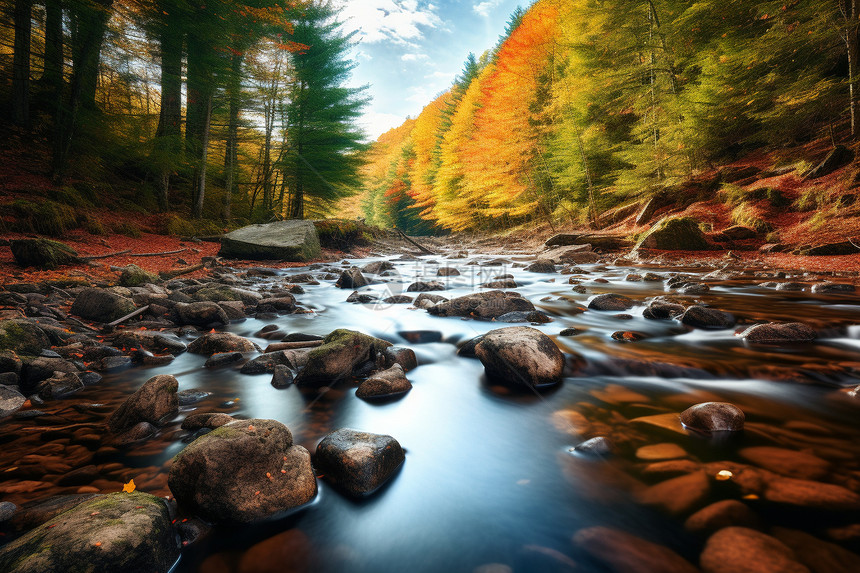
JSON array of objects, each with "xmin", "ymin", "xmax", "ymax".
[{"xmin": 218, "ymin": 220, "xmax": 321, "ymax": 261}]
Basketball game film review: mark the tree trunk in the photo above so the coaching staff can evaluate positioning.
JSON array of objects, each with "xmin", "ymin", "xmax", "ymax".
[
  {"xmin": 846, "ymin": 0, "xmax": 860, "ymax": 138},
  {"xmin": 41, "ymin": 0, "xmax": 63, "ymax": 97},
  {"xmin": 52, "ymin": 0, "xmax": 113, "ymax": 182},
  {"xmin": 154, "ymin": 17, "xmax": 183, "ymax": 210},
  {"xmin": 223, "ymin": 52, "xmax": 242, "ymax": 220},
  {"xmin": 11, "ymin": 0, "xmax": 33, "ymax": 127},
  {"xmin": 192, "ymin": 93, "xmax": 213, "ymax": 219}
]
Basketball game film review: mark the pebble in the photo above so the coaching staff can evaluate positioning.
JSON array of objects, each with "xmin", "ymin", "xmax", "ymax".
[
  {"xmin": 573, "ymin": 437, "xmax": 614, "ymax": 457},
  {"xmin": 636, "ymin": 470, "xmax": 710, "ymax": 516}
]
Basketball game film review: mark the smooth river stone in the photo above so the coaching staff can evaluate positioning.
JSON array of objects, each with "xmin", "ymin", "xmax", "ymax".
[
  {"xmin": 630, "ymin": 413, "xmax": 687, "ymax": 436},
  {"xmin": 738, "ymin": 447, "xmax": 831, "ymax": 481},
  {"xmin": 551, "ymin": 410, "xmax": 591, "ymax": 435},
  {"xmin": 700, "ymin": 527, "xmax": 810, "ymax": 573},
  {"xmin": 572, "ymin": 526, "xmax": 698, "ymax": 573},
  {"xmin": 590, "ymin": 384, "xmax": 649, "ymax": 405},
  {"xmin": 684, "ymin": 500, "xmax": 760, "ymax": 535},
  {"xmin": 680, "ymin": 402, "xmax": 745, "ymax": 433},
  {"xmin": 771, "ymin": 527, "xmax": 860, "ymax": 573},
  {"xmin": 764, "ymin": 477, "xmax": 860, "ymax": 511},
  {"xmin": 635, "ymin": 443, "xmax": 688, "ymax": 461},
  {"xmin": 636, "ymin": 470, "xmax": 710, "ymax": 516}
]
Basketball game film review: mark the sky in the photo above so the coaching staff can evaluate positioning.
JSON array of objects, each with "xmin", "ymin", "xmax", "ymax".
[{"xmin": 333, "ymin": 0, "xmax": 526, "ymax": 141}]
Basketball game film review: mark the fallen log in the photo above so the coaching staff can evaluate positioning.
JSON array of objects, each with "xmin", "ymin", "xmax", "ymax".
[
  {"xmin": 129, "ymin": 248, "xmax": 187, "ymax": 257},
  {"xmin": 107, "ymin": 305, "xmax": 151, "ymax": 327},
  {"xmin": 159, "ymin": 263, "xmax": 205, "ymax": 280},
  {"xmin": 79, "ymin": 249, "xmax": 133, "ymax": 261},
  {"xmin": 264, "ymin": 340, "xmax": 324, "ymax": 353},
  {"xmin": 395, "ymin": 227, "xmax": 435, "ymax": 254}
]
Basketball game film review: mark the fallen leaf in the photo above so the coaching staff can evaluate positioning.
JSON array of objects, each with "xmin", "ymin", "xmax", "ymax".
[{"xmin": 122, "ymin": 479, "xmax": 136, "ymax": 493}]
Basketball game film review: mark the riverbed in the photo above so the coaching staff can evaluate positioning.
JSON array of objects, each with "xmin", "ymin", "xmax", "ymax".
[{"xmin": 2, "ymin": 250, "xmax": 859, "ymax": 572}]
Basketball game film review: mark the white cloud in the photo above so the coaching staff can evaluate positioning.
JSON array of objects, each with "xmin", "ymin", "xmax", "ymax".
[
  {"xmin": 401, "ymin": 53, "xmax": 430, "ymax": 62},
  {"xmin": 335, "ymin": 0, "xmax": 443, "ymax": 45},
  {"xmin": 359, "ymin": 110, "xmax": 409, "ymax": 141},
  {"xmin": 473, "ymin": 0, "xmax": 503, "ymax": 18}
]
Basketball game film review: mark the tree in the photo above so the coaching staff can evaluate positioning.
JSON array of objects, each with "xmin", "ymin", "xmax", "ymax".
[
  {"xmin": 11, "ymin": 0, "xmax": 33, "ymax": 127},
  {"xmin": 280, "ymin": 0, "xmax": 368, "ymax": 219}
]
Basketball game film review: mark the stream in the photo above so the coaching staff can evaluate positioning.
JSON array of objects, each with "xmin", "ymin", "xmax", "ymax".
[{"xmin": 2, "ymin": 251, "xmax": 860, "ymax": 572}]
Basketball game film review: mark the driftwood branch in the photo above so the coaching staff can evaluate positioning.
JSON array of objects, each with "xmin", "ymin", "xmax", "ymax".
[
  {"xmin": 129, "ymin": 248, "xmax": 187, "ymax": 257},
  {"xmin": 159, "ymin": 263, "xmax": 205, "ymax": 280},
  {"xmin": 79, "ymin": 249, "xmax": 133, "ymax": 261},
  {"xmin": 847, "ymin": 236, "xmax": 860, "ymax": 250},
  {"xmin": 264, "ymin": 340, "xmax": 324, "ymax": 353},
  {"xmin": 395, "ymin": 227, "xmax": 435, "ymax": 254},
  {"xmin": 107, "ymin": 305, "xmax": 150, "ymax": 327}
]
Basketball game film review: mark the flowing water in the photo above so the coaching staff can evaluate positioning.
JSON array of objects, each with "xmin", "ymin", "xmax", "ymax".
[{"xmin": 2, "ymin": 252, "xmax": 860, "ymax": 572}]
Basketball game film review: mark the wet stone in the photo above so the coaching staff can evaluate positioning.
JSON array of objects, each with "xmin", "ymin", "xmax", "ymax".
[
  {"xmin": 635, "ymin": 443, "xmax": 687, "ymax": 461},
  {"xmin": 356, "ymin": 364, "xmax": 411, "ymax": 400},
  {"xmin": 572, "ymin": 526, "xmax": 698, "ymax": 573},
  {"xmin": 382, "ymin": 295, "xmax": 414, "ymax": 304},
  {"xmin": 108, "ymin": 374, "xmax": 179, "ymax": 434},
  {"xmin": 738, "ymin": 447, "xmax": 831, "ymax": 480},
  {"xmin": 177, "ymin": 389, "xmax": 211, "ymax": 406},
  {"xmin": 637, "ymin": 470, "xmax": 710, "ymax": 516},
  {"xmin": 496, "ymin": 310, "xmax": 552, "ymax": 323},
  {"xmin": 573, "ymin": 437, "xmax": 614, "ymax": 457},
  {"xmin": 764, "ymin": 476, "xmax": 860, "ymax": 510},
  {"xmin": 771, "ymin": 527, "xmax": 860, "ymax": 573},
  {"xmin": 204, "ymin": 352, "xmax": 244, "ymax": 369},
  {"xmin": 0, "ymin": 385, "xmax": 26, "ymax": 418},
  {"xmin": 811, "ymin": 282, "xmax": 856, "ymax": 294},
  {"xmin": 335, "ymin": 268, "xmax": 369, "ymax": 289},
  {"xmin": 314, "ymin": 428, "xmax": 405, "ymax": 497},
  {"xmin": 700, "ymin": 527, "xmax": 810, "ymax": 573},
  {"xmin": 474, "ymin": 326, "xmax": 564, "ymax": 388},
  {"xmin": 681, "ymin": 305, "xmax": 736, "ymax": 329},
  {"xmin": 684, "ymin": 500, "xmax": 760, "ymax": 535},
  {"xmin": 559, "ymin": 328, "xmax": 581, "ymax": 336},
  {"xmin": 346, "ymin": 291, "xmax": 379, "ymax": 304},
  {"xmin": 680, "ymin": 402, "xmax": 745, "ymax": 434},
  {"xmin": 181, "ymin": 412, "xmax": 235, "ymax": 431},
  {"xmin": 407, "ymin": 280, "xmax": 446, "ymax": 292},
  {"xmin": 738, "ymin": 323, "xmax": 816, "ymax": 344},
  {"xmin": 588, "ymin": 293, "xmax": 635, "ymax": 311}
]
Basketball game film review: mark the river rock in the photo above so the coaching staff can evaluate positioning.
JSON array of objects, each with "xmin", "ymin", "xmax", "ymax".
[
  {"xmin": 427, "ymin": 290, "xmax": 535, "ymax": 320},
  {"xmin": 738, "ymin": 323, "xmax": 816, "ymax": 344},
  {"xmin": 481, "ymin": 279, "xmax": 518, "ymax": 289},
  {"xmin": 108, "ymin": 374, "xmax": 179, "ymax": 434},
  {"xmin": 271, "ymin": 365, "xmax": 294, "ymax": 388},
  {"xmin": 407, "ymin": 280, "xmax": 446, "ymax": 292},
  {"xmin": 771, "ymin": 527, "xmax": 860, "ymax": 573},
  {"xmin": 572, "ymin": 526, "xmax": 698, "ymax": 573},
  {"xmin": 496, "ymin": 310, "xmax": 552, "ymax": 323},
  {"xmin": 314, "ymin": 428, "xmax": 405, "ymax": 497},
  {"xmin": 684, "ymin": 500, "xmax": 760, "ymax": 535},
  {"xmin": 700, "ymin": 527, "xmax": 809, "ymax": 573},
  {"xmin": 0, "ymin": 320, "xmax": 50, "ymax": 357},
  {"xmin": 637, "ymin": 470, "xmax": 710, "ymax": 516},
  {"xmin": 437, "ymin": 267, "xmax": 460, "ymax": 276},
  {"xmin": 0, "ymin": 385, "xmax": 26, "ymax": 418},
  {"xmin": 175, "ymin": 301, "xmax": 229, "ymax": 326},
  {"xmin": 181, "ymin": 412, "xmax": 235, "ymax": 431},
  {"xmin": 187, "ymin": 332, "xmax": 261, "ymax": 355},
  {"xmin": 764, "ymin": 477, "xmax": 860, "ymax": 510},
  {"xmin": 168, "ymin": 418, "xmax": 316, "ymax": 522},
  {"xmin": 636, "ymin": 216, "xmax": 709, "ymax": 251},
  {"xmin": 474, "ymin": 326, "xmax": 564, "ymax": 388},
  {"xmin": 218, "ymin": 220, "xmax": 321, "ymax": 261},
  {"xmin": 257, "ymin": 296, "xmax": 297, "ymax": 312},
  {"xmin": 811, "ymin": 282, "xmax": 856, "ymax": 294},
  {"xmin": 346, "ymin": 291, "xmax": 378, "ymax": 304},
  {"xmin": 573, "ymin": 436, "xmax": 614, "ymax": 456},
  {"xmin": 204, "ymin": 352, "xmax": 244, "ymax": 368},
  {"xmin": 643, "ymin": 301, "xmax": 685, "ymax": 320},
  {"xmin": 413, "ymin": 293, "xmax": 448, "ymax": 309},
  {"xmin": 193, "ymin": 285, "xmax": 262, "ymax": 305},
  {"xmin": 0, "ymin": 492, "xmax": 179, "ymax": 573},
  {"xmin": 36, "ymin": 371, "xmax": 84, "ymax": 400},
  {"xmin": 70, "ymin": 288, "xmax": 136, "ymax": 323},
  {"xmin": 680, "ymin": 402, "xmax": 744, "ymax": 434},
  {"xmin": 384, "ymin": 346, "xmax": 418, "ymax": 371},
  {"xmin": 383, "ymin": 295, "xmax": 414, "ymax": 304},
  {"xmin": 335, "ymin": 268, "xmax": 369, "ymax": 289},
  {"xmin": 20, "ymin": 357, "xmax": 79, "ymax": 392},
  {"xmin": 738, "ymin": 447, "xmax": 830, "ymax": 480},
  {"xmin": 295, "ymin": 329, "xmax": 391, "ymax": 386},
  {"xmin": 360, "ymin": 261, "xmax": 393, "ymax": 275},
  {"xmin": 681, "ymin": 306, "xmax": 736, "ymax": 329},
  {"xmin": 118, "ymin": 264, "xmax": 158, "ymax": 287},
  {"xmin": 356, "ymin": 364, "xmax": 411, "ymax": 400},
  {"xmin": 240, "ymin": 349, "xmax": 306, "ymax": 374},
  {"xmin": 524, "ymin": 260, "xmax": 556, "ymax": 273},
  {"xmin": 636, "ymin": 443, "xmax": 687, "ymax": 460},
  {"xmin": 111, "ymin": 331, "xmax": 187, "ymax": 355},
  {"xmin": 588, "ymin": 293, "xmax": 635, "ymax": 311}
]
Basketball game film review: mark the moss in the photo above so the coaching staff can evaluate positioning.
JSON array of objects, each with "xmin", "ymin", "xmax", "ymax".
[
  {"xmin": 47, "ymin": 186, "xmax": 94, "ymax": 208},
  {"xmin": 0, "ymin": 321, "xmax": 48, "ymax": 356},
  {"xmin": 313, "ymin": 219, "xmax": 379, "ymax": 250},
  {"xmin": 118, "ymin": 264, "xmax": 158, "ymax": 287},
  {"xmin": 636, "ymin": 216, "xmax": 710, "ymax": 250},
  {"xmin": 794, "ymin": 188, "xmax": 828, "ymax": 212},
  {"xmin": 80, "ymin": 214, "xmax": 108, "ymax": 236},
  {"xmin": 162, "ymin": 214, "xmax": 222, "ymax": 237},
  {"xmin": 193, "ymin": 286, "xmax": 241, "ymax": 302},
  {"xmin": 731, "ymin": 203, "xmax": 773, "ymax": 233},
  {"xmin": 113, "ymin": 221, "xmax": 142, "ymax": 238},
  {"xmin": 10, "ymin": 199, "xmax": 78, "ymax": 236},
  {"xmin": 10, "ymin": 238, "xmax": 80, "ymax": 270}
]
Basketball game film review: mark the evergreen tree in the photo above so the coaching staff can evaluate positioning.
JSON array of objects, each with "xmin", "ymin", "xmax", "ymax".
[{"xmin": 281, "ymin": 0, "xmax": 368, "ymax": 219}]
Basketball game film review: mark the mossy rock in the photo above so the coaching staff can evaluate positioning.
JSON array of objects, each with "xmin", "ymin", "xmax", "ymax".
[
  {"xmin": 10, "ymin": 238, "xmax": 80, "ymax": 270},
  {"xmin": 9, "ymin": 199, "xmax": 78, "ymax": 236},
  {"xmin": 636, "ymin": 217, "xmax": 710, "ymax": 251},
  {"xmin": 219, "ymin": 220, "xmax": 320, "ymax": 261},
  {"xmin": 295, "ymin": 329, "xmax": 392, "ymax": 387},
  {"xmin": 313, "ymin": 218, "xmax": 378, "ymax": 250},
  {"xmin": 0, "ymin": 320, "xmax": 50, "ymax": 357},
  {"xmin": 0, "ymin": 492, "xmax": 179, "ymax": 573},
  {"xmin": 118, "ymin": 264, "xmax": 158, "ymax": 287}
]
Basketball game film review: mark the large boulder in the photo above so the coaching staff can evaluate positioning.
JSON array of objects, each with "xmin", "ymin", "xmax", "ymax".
[
  {"xmin": 738, "ymin": 323, "xmax": 816, "ymax": 344},
  {"xmin": 168, "ymin": 418, "xmax": 316, "ymax": 522},
  {"xmin": 314, "ymin": 428, "xmax": 405, "ymax": 497},
  {"xmin": 71, "ymin": 288, "xmax": 136, "ymax": 323},
  {"xmin": 680, "ymin": 402, "xmax": 745, "ymax": 434},
  {"xmin": 427, "ymin": 290, "xmax": 535, "ymax": 320},
  {"xmin": 108, "ymin": 374, "xmax": 179, "ymax": 434},
  {"xmin": 474, "ymin": 326, "xmax": 564, "ymax": 388},
  {"xmin": 588, "ymin": 293, "xmax": 635, "ymax": 311},
  {"xmin": 219, "ymin": 220, "xmax": 320, "ymax": 261},
  {"xmin": 187, "ymin": 332, "xmax": 261, "ymax": 355},
  {"xmin": 636, "ymin": 217, "xmax": 709, "ymax": 251},
  {"xmin": 111, "ymin": 331, "xmax": 186, "ymax": 355},
  {"xmin": 335, "ymin": 268, "xmax": 369, "ymax": 289},
  {"xmin": 10, "ymin": 238, "xmax": 79, "ymax": 270},
  {"xmin": 175, "ymin": 301, "xmax": 229, "ymax": 326},
  {"xmin": 0, "ymin": 492, "xmax": 179, "ymax": 573},
  {"xmin": 681, "ymin": 305, "xmax": 736, "ymax": 329},
  {"xmin": 118, "ymin": 264, "xmax": 158, "ymax": 287},
  {"xmin": 295, "ymin": 329, "xmax": 391, "ymax": 387},
  {"xmin": 0, "ymin": 320, "xmax": 50, "ymax": 356}
]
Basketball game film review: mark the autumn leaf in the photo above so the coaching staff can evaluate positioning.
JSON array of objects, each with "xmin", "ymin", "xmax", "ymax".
[{"xmin": 122, "ymin": 479, "xmax": 136, "ymax": 493}]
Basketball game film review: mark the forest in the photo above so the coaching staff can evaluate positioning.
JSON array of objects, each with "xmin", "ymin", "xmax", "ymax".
[
  {"xmin": 0, "ymin": 0, "xmax": 367, "ymax": 232},
  {"xmin": 362, "ymin": 0, "xmax": 860, "ymax": 243}
]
